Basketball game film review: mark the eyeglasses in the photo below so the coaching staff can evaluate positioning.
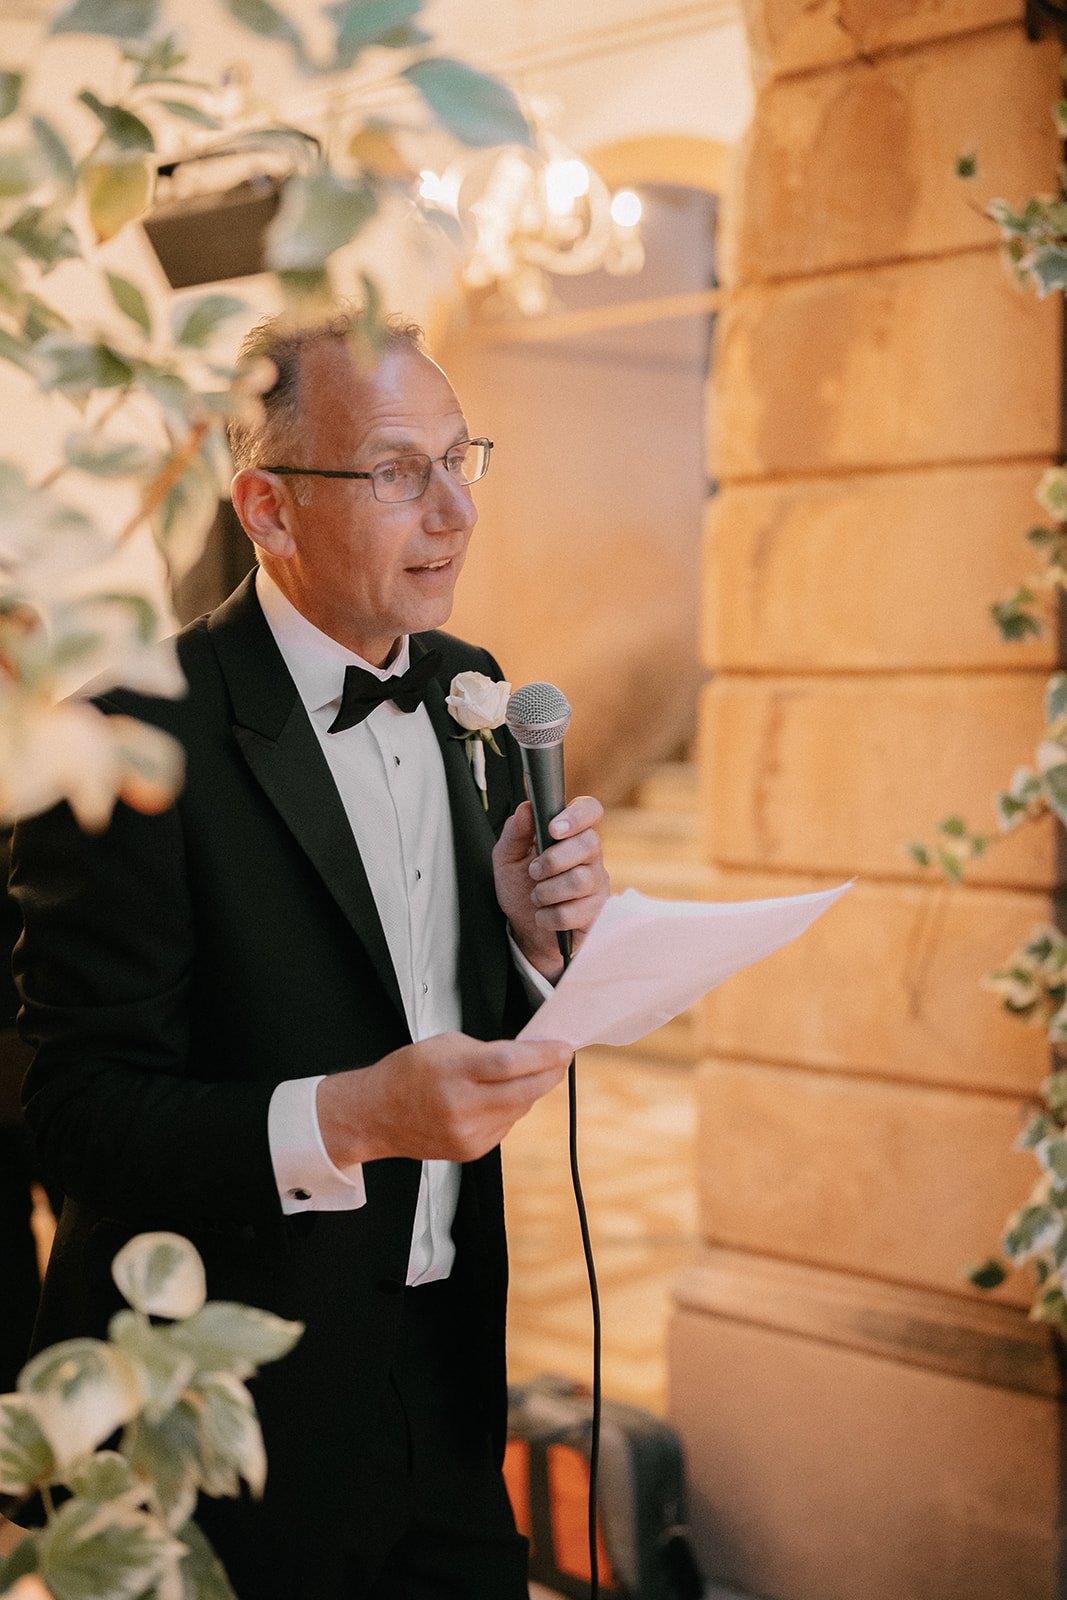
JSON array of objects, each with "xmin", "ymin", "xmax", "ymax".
[{"xmin": 262, "ymin": 438, "xmax": 493, "ymax": 504}]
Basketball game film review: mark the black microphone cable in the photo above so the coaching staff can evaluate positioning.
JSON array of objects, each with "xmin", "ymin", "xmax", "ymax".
[{"xmin": 558, "ymin": 930, "xmax": 602, "ymax": 1600}]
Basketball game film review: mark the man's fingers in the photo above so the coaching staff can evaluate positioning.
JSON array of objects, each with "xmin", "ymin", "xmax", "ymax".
[
  {"xmin": 469, "ymin": 1038, "xmax": 571, "ymax": 1084},
  {"xmin": 547, "ymin": 795, "xmax": 603, "ymax": 840},
  {"xmin": 529, "ymin": 826, "xmax": 602, "ymax": 881},
  {"xmin": 494, "ymin": 800, "xmax": 536, "ymax": 865}
]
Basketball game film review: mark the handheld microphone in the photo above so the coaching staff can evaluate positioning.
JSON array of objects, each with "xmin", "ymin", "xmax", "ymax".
[{"xmin": 505, "ymin": 681, "xmax": 572, "ymax": 963}]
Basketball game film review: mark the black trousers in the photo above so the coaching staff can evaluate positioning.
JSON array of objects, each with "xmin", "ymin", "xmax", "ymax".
[
  {"xmin": 356, "ymin": 1274, "xmax": 528, "ymax": 1598},
  {"xmin": 199, "ymin": 1274, "xmax": 528, "ymax": 1600}
]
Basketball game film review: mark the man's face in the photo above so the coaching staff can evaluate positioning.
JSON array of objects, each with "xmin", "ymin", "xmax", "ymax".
[{"xmin": 268, "ymin": 339, "xmax": 478, "ymax": 665}]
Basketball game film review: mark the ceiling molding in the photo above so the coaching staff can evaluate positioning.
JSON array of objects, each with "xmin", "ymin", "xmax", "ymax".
[{"xmin": 488, "ymin": 2, "xmax": 744, "ymax": 78}]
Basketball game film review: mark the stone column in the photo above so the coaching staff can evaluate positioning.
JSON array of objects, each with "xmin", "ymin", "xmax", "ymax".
[{"xmin": 669, "ymin": 5, "xmax": 1067, "ymax": 1597}]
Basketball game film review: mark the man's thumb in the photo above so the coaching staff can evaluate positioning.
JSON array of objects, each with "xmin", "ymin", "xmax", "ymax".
[{"xmin": 498, "ymin": 799, "xmax": 536, "ymax": 860}]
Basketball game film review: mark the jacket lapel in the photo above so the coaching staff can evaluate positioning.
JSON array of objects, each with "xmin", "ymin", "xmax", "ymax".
[
  {"xmin": 418, "ymin": 643, "xmax": 511, "ymax": 1042},
  {"xmin": 207, "ymin": 575, "xmax": 406, "ymax": 1025}
]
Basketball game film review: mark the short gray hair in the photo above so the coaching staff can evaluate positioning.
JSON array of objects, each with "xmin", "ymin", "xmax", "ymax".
[{"xmin": 227, "ymin": 307, "xmax": 426, "ymax": 477}]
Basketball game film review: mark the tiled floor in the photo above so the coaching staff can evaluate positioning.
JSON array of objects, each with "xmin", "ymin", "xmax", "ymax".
[{"xmin": 502, "ymin": 1045, "xmax": 699, "ymax": 1417}]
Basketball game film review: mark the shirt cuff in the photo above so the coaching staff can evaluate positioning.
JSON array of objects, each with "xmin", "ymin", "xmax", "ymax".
[
  {"xmin": 268, "ymin": 1076, "xmax": 368, "ymax": 1214},
  {"xmin": 507, "ymin": 928, "xmax": 556, "ymax": 1009}
]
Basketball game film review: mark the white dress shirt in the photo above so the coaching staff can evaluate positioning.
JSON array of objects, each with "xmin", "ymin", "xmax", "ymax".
[{"xmin": 257, "ymin": 568, "xmax": 550, "ymax": 1286}]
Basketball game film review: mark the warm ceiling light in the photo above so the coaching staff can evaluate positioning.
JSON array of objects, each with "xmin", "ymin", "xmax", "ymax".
[{"xmin": 610, "ymin": 189, "xmax": 642, "ymax": 228}]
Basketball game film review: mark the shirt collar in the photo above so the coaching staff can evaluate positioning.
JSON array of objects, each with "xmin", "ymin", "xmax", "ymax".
[{"xmin": 255, "ymin": 565, "xmax": 411, "ymax": 718}]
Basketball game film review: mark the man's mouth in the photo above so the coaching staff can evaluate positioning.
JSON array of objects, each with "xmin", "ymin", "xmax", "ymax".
[{"xmin": 409, "ymin": 557, "xmax": 453, "ymax": 572}]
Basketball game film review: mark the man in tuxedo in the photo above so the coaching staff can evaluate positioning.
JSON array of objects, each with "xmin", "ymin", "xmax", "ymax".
[{"xmin": 10, "ymin": 311, "xmax": 609, "ymax": 1598}]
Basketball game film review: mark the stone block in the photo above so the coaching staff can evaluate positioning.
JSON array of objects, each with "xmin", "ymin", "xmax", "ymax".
[
  {"xmin": 701, "ymin": 674, "xmax": 1060, "ymax": 888},
  {"xmin": 701, "ymin": 869, "xmax": 1054, "ymax": 1094},
  {"xmin": 711, "ymin": 253, "xmax": 1061, "ymax": 480},
  {"xmin": 742, "ymin": 0, "xmax": 1025, "ymax": 85},
  {"xmin": 730, "ymin": 28, "xmax": 1060, "ymax": 280},
  {"xmin": 675, "ymin": 1245, "xmax": 1063, "ymax": 1396},
  {"xmin": 703, "ymin": 464, "xmax": 1061, "ymax": 673},
  {"xmin": 695, "ymin": 1058, "xmax": 1036, "ymax": 1301},
  {"xmin": 668, "ymin": 1302, "xmax": 1061, "ymax": 1600}
]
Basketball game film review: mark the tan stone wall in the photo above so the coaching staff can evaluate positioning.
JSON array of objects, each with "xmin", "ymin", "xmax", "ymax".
[{"xmin": 674, "ymin": 7, "xmax": 1067, "ymax": 1597}]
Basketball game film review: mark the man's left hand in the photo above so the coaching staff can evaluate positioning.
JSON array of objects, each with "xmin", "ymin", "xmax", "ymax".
[{"xmin": 493, "ymin": 797, "xmax": 610, "ymax": 981}]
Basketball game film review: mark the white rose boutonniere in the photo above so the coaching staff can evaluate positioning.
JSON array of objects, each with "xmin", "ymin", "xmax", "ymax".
[{"xmin": 446, "ymin": 671, "xmax": 511, "ymax": 810}]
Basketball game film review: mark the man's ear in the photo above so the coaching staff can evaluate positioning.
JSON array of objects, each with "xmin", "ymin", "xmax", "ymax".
[{"xmin": 231, "ymin": 468, "xmax": 298, "ymax": 559}]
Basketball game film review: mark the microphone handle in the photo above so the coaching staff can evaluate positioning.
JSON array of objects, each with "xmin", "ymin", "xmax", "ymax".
[
  {"xmin": 519, "ymin": 741, "xmax": 572, "ymax": 965},
  {"xmin": 520, "ymin": 741, "xmax": 566, "ymax": 853}
]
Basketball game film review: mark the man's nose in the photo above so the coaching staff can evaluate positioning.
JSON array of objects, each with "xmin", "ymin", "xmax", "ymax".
[{"xmin": 423, "ymin": 464, "xmax": 477, "ymax": 530}]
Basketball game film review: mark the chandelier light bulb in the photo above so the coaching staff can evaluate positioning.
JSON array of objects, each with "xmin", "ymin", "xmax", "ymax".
[
  {"xmin": 610, "ymin": 189, "xmax": 642, "ymax": 229},
  {"xmin": 545, "ymin": 157, "xmax": 590, "ymax": 216}
]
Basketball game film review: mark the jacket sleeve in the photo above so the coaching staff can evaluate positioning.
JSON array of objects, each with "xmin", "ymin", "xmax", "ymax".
[{"xmin": 10, "ymin": 790, "xmax": 280, "ymax": 1228}]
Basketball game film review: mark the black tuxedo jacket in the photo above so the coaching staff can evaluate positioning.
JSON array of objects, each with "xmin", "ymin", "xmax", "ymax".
[{"xmin": 10, "ymin": 574, "xmax": 532, "ymax": 1592}]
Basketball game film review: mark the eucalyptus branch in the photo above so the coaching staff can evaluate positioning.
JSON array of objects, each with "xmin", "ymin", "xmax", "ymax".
[{"xmin": 117, "ymin": 417, "xmax": 210, "ymax": 546}]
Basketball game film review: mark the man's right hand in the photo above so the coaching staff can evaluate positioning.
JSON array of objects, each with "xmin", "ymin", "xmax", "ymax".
[{"xmin": 315, "ymin": 1033, "xmax": 572, "ymax": 1168}]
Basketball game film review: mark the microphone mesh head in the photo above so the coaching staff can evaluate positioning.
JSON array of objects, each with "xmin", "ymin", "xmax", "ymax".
[{"xmin": 505, "ymin": 682, "xmax": 572, "ymax": 748}]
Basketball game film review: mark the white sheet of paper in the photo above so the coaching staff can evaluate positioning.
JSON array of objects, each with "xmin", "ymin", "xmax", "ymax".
[{"xmin": 519, "ymin": 881, "xmax": 852, "ymax": 1052}]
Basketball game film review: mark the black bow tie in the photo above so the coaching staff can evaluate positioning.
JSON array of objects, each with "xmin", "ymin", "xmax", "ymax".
[{"xmin": 328, "ymin": 649, "xmax": 441, "ymax": 734}]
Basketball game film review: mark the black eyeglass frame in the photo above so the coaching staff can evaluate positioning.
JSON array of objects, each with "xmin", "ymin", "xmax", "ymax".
[{"xmin": 261, "ymin": 437, "xmax": 494, "ymax": 501}]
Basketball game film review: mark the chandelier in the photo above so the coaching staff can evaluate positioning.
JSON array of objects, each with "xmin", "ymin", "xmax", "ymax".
[{"xmin": 419, "ymin": 130, "xmax": 645, "ymax": 317}]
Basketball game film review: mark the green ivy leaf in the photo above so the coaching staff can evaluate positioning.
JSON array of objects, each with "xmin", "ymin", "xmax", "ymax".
[
  {"xmin": 6, "ymin": 207, "xmax": 80, "ymax": 270},
  {"xmin": 133, "ymin": 362, "xmax": 194, "ymax": 424},
  {"xmin": 219, "ymin": 0, "xmax": 300, "ymax": 45},
  {"xmin": 1030, "ymin": 246, "xmax": 1067, "ymax": 298},
  {"xmin": 966, "ymin": 1258, "xmax": 1007, "ymax": 1290},
  {"xmin": 78, "ymin": 91, "xmax": 155, "ymax": 153},
  {"xmin": 18, "ymin": 1338, "xmax": 144, "ymax": 1467},
  {"xmin": 1016, "ymin": 1111, "xmax": 1058, "ymax": 1150},
  {"xmin": 938, "ymin": 815, "xmax": 967, "ymax": 838},
  {"xmin": 0, "ymin": 148, "xmax": 38, "ymax": 201},
  {"xmin": 0, "ymin": 1393, "xmax": 55, "ymax": 1495},
  {"xmin": 936, "ymin": 848, "xmax": 964, "ymax": 884},
  {"xmin": 1045, "ymin": 1069, "xmax": 1067, "ymax": 1118},
  {"xmin": 33, "ymin": 335, "xmax": 133, "ymax": 396},
  {"xmin": 109, "ymin": 1310, "xmax": 197, "ymax": 1424},
  {"xmin": 1037, "ymin": 1139, "xmax": 1067, "ymax": 1185},
  {"xmin": 32, "ymin": 116, "xmax": 78, "ymax": 195},
  {"xmin": 1031, "ymin": 1285, "xmax": 1067, "ymax": 1324},
  {"xmin": 63, "ymin": 431, "xmax": 157, "ymax": 477},
  {"xmin": 52, "ymin": 0, "xmax": 160, "ymax": 38},
  {"xmin": 192, "ymin": 1371, "xmax": 265, "ymax": 1497},
  {"xmin": 955, "ymin": 149, "xmax": 978, "ymax": 180},
  {"xmin": 122, "ymin": 1402, "xmax": 201, "ymax": 1531},
  {"xmin": 155, "ymin": 98, "xmax": 222, "ymax": 129},
  {"xmin": 84, "ymin": 156, "xmax": 154, "ymax": 242},
  {"xmin": 0, "ymin": 327, "xmax": 35, "ymax": 373},
  {"xmin": 1004, "ymin": 1202, "xmax": 1063, "ymax": 1259},
  {"xmin": 112, "ymin": 1232, "xmax": 206, "ymax": 1320},
  {"xmin": 0, "ymin": 1534, "xmax": 39, "ymax": 1587},
  {"xmin": 325, "ymin": 0, "xmax": 423, "ymax": 68},
  {"xmin": 403, "ymin": 57, "xmax": 532, "ymax": 149},
  {"xmin": 1044, "ymin": 763, "xmax": 1067, "ymax": 828},
  {"xmin": 153, "ymin": 459, "xmax": 221, "ymax": 581},
  {"xmin": 991, "ymin": 587, "xmax": 1042, "ymax": 641},
  {"xmin": 23, "ymin": 293, "xmax": 70, "ymax": 342},
  {"xmin": 170, "ymin": 293, "xmax": 246, "ymax": 350},
  {"xmin": 266, "ymin": 168, "xmax": 377, "ymax": 271},
  {"xmin": 906, "ymin": 841, "xmax": 930, "ymax": 867},
  {"xmin": 169, "ymin": 1302, "xmax": 303, "ymax": 1379},
  {"xmin": 171, "ymin": 1518, "xmax": 238, "ymax": 1600},
  {"xmin": 37, "ymin": 1494, "xmax": 178, "ymax": 1600},
  {"xmin": 64, "ymin": 1449, "xmax": 138, "ymax": 1502},
  {"xmin": 106, "ymin": 272, "xmax": 152, "ymax": 337},
  {"xmin": 124, "ymin": 31, "xmax": 190, "ymax": 84},
  {"xmin": 0, "ymin": 71, "xmax": 23, "ymax": 120},
  {"xmin": 1046, "ymin": 674, "xmax": 1067, "ymax": 727}
]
